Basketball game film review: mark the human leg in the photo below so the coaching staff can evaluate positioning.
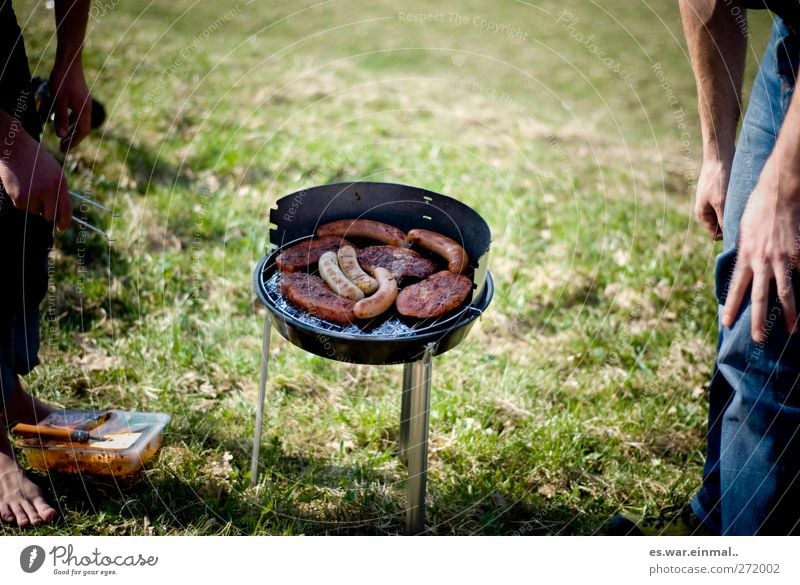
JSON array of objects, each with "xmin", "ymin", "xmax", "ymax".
[
  {"xmin": 0, "ymin": 376, "xmax": 57, "ymax": 527},
  {"xmin": 0, "ymin": 1, "xmax": 58, "ymax": 528},
  {"xmin": 692, "ymin": 17, "xmax": 800, "ymax": 535}
]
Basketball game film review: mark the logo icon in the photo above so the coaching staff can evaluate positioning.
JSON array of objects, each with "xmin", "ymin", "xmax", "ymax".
[{"xmin": 20, "ymin": 545, "xmax": 45, "ymax": 573}]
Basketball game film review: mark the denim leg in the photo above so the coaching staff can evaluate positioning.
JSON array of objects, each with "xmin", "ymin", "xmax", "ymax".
[{"xmin": 692, "ymin": 18, "xmax": 800, "ymax": 535}]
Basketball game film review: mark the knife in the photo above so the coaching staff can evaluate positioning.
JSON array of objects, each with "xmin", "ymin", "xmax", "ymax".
[
  {"xmin": 11, "ymin": 420, "xmax": 147, "ymax": 443},
  {"xmin": 12, "ymin": 422, "xmax": 110, "ymax": 443}
]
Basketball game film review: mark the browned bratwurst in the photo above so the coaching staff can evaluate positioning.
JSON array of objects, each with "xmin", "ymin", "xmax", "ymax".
[
  {"xmin": 407, "ymin": 228, "xmax": 469, "ymax": 274},
  {"xmin": 316, "ymin": 219, "xmax": 407, "ymax": 247},
  {"xmin": 353, "ymin": 267, "xmax": 398, "ymax": 319},
  {"xmin": 280, "ymin": 271, "xmax": 356, "ymax": 325},
  {"xmin": 276, "ymin": 236, "xmax": 356, "ymax": 272},
  {"xmin": 396, "ymin": 270, "xmax": 472, "ymax": 318},
  {"xmin": 357, "ymin": 246, "xmax": 436, "ymax": 282}
]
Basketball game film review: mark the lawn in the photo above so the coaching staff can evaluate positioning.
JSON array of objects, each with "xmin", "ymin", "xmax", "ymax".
[{"xmin": 3, "ymin": 0, "xmax": 774, "ymax": 535}]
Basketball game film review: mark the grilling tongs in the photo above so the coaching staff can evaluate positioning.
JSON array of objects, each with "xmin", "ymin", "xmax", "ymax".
[{"xmin": 70, "ymin": 190, "xmax": 117, "ymax": 241}]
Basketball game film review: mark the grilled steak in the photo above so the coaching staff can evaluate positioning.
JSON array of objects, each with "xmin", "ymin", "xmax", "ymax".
[
  {"xmin": 279, "ymin": 271, "xmax": 356, "ymax": 325},
  {"xmin": 396, "ymin": 270, "xmax": 472, "ymax": 318},
  {"xmin": 276, "ymin": 236, "xmax": 355, "ymax": 272},
  {"xmin": 357, "ymin": 246, "xmax": 436, "ymax": 282}
]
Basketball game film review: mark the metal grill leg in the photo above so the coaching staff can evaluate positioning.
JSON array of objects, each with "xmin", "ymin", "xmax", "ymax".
[
  {"xmin": 399, "ymin": 363, "xmax": 413, "ymax": 465},
  {"xmin": 405, "ymin": 343, "xmax": 434, "ymax": 535},
  {"xmin": 250, "ymin": 316, "xmax": 272, "ymax": 487}
]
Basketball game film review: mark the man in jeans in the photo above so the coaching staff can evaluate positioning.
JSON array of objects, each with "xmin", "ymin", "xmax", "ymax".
[
  {"xmin": 680, "ymin": 0, "xmax": 800, "ymax": 535},
  {"xmin": 0, "ymin": 0, "xmax": 92, "ymax": 527}
]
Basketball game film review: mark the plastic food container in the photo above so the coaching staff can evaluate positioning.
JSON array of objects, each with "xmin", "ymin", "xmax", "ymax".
[{"xmin": 18, "ymin": 409, "xmax": 170, "ymax": 477}]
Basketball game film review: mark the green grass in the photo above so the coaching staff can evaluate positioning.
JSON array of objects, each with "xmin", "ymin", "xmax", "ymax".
[{"xmin": 2, "ymin": 0, "xmax": 774, "ymax": 534}]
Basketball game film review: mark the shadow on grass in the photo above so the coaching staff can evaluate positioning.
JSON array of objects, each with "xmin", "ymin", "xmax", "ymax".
[
  {"xmin": 17, "ymin": 436, "xmax": 614, "ymax": 536},
  {"xmin": 49, "ymin": 234, "xmax": 137, "ymax": 334},
  {"xmin": 100, "ymin": 132, "xmax": 191, "ymax": 194}
]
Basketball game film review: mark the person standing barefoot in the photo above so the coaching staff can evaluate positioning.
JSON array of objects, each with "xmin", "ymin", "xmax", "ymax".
[{"xmin": 0, "ymin": 0, "xmax": 93, "ymax": 528}]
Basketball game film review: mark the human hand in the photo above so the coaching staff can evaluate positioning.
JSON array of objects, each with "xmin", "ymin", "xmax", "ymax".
[
  {"xmin": 722, "ymin": 167, "xmax": 800, "ymax": 342},
  {"xmin": 49, "ymin": 61, "xmax": 91, "ymax": 153},
  {"xmin": 695, "ymin": 158, "xmax": 730, "ymax": 240},
  {"xmin": 0, "ymin": 128, "xmax": 72, "ymax": 230}
]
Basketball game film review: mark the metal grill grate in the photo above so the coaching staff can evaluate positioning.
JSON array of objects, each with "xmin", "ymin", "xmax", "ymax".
[{"xmin": 259, "ymin": 263, "xmax": 476, "ymax": 339}]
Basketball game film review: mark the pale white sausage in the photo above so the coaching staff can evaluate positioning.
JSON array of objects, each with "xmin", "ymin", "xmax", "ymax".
[
  {"xmin": 337, "ymin": 245, "xmax": 379, "ymax": 294},
  {"xmin": 318, "ymin": 251, "xmax": 364, "ymax": 301}
]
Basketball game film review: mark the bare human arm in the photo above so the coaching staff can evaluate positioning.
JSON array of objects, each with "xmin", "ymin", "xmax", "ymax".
[
  {"xmin": 680, "ymin": 0, "xmax": 747, "ymax": 239},
  {"xmin": 0, "ymin": 0, "xmax": 92, "ymax": 230},
  {"xmin": 0, "ymin": 109, "xmax": 72, "ymax": 230},
  {"xmin": 681, "ymin": 1, "xmax": 800, "ymax": 340},
  {"xmin": 722, "ymin": 93, "xmax": 800, "ymax": 341},
  {"xmin": 50, "ymin": 0, "xmax": 92, "ymax": 153}
]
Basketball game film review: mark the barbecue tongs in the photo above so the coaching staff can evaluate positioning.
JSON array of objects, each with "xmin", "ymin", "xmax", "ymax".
[{"xmin": 70, "ymin": 190, "xmax": 117, "ymax": 241}]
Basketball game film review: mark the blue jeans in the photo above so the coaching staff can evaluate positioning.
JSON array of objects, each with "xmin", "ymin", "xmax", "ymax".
[{"xmin": 691, "ymin": 18, "xmax": 800, "ymax": 535}]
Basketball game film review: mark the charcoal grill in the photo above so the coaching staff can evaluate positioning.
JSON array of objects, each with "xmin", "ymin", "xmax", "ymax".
[{"xmin": 250, "ymin": 181, "xmax": 493, "ymax": 534}]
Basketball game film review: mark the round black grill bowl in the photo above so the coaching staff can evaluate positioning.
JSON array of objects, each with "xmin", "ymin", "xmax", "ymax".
[{"xmin": 253, "ymin": 181, "xmax": 493, "ymax": 365}]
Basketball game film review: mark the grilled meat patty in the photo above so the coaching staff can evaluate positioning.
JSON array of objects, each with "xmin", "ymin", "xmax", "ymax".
[
  {"xmin": 276, "ymin": 236, "xmax": 355, "ymax": 272},
  {"xmin": 279, "ymin": 271, "xmax": 356, "ymax": 325},
  {"xmin": 395, "ymin": 270, "xmax": 472, "ymax": 318},
  {"xmin": 357, "ymin": 246, "xmax": 436, "ymax": 282}
]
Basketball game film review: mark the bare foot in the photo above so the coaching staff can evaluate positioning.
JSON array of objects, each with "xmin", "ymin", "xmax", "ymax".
[
  {"xmin": 0, "ymin": 380, "xmax": 58, "ymax": 527},
  {"xmin": 2, "ymin": 381, "xmax": 54, "ymax": 428},
  {"xmin": 0, "ymin": 433, "xmax": 58, "ymax": 527}
]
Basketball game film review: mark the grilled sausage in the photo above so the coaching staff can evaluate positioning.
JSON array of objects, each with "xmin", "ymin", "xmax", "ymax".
[
  {"xmin": 318, "ymin": 251, "xmax": 364, "ymax": 301},
  {"xmin": 353, "ymin": 267, "xmax": 398, "ymax": 319},
  {"xmin": 337, "ymin": 245, "xmax": 379, "ymax": 294},
  {"xmin": 316, "ymin": 219, "xmax": 407, "ymax": 247},
  {"xmin": 407, "ymin": 228, "xmax": 469, "ymax": 274}
]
